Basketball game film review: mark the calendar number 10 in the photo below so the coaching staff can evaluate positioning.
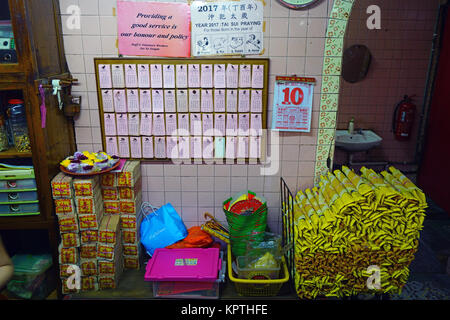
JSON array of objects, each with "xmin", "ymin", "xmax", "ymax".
[{"xmin": 281, "ymin": 87, "xmax": 304, "ymax": 105}]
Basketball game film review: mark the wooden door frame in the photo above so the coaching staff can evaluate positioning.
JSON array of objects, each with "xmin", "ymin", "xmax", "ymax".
[{"xmin": 0, "ymin": 0, "xmax": 32, "ymax": 75}]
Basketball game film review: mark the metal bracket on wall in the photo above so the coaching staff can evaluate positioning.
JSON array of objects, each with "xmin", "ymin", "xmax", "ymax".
[{"xmin": 37, "ymin": 78, "xmax": 78, "ymax": 92}]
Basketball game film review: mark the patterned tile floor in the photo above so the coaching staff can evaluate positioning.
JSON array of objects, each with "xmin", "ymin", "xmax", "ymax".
[
  {"xmin": 389, "ymin": 197, "xmax": 450, "ymax": 300},
  {"xmin": 66, "ymin": 197, "xmax": 450, "ymax": 300}
]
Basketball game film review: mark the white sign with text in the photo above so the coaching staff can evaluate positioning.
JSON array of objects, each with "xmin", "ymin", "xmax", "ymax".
[{"xmin": 190, "ymin": 0, "xmax": 264, "ymax": 56}]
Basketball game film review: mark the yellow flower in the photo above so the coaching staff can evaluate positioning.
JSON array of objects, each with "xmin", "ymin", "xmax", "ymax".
[
  {"xmin": 81, "ymin": 159, "xmax": 94, "ymax": 166},
  {"xmin": 60, "ymin": 159, "xmax": 71, "ymax": 167},
  {"xmin": 82, "ymin": 151, "xmax": 95, "ymax": 160}
]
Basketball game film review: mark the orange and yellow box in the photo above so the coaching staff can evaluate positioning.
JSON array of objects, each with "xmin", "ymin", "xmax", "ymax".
[
  {"xmin": 51, "ymin": 172, "xmax": 73, "ymax": 199},
  {"xmin": 54, "ymin": 198, "xmax": 76, "ymax": 215},
  {"xmin": 80, "ymin": 259, "xmax": 97, "ymax": 276},
  {"xmin": 61, "ymin": 278, "xmax": 79, "ymax": 294},
  {"xmin": 123, "ymin": 244, "xmax": 139, "ymax": 256},
  {"xmin": 98, "ymin": 214, "xmax": 121, "ymax": 245},
  {"xmin": 124, "ymin": 256, "xmax": 140, "ymax": 270},
  {"xmin": 103, "ymin": 200, "xmax": 121, "ymax": 215},
  {"xmin": 97, "ymin": 244, "xmax": 115, "ymax": 261},
  {"xmin": 102, "ymin": 187, "xmax": 119, "ymax": 200},
  {"xmin": 121, "ymin": 229, "xmax": 138, "ymax": 244},
  {"xmin": 98, "ymin": 276, "xmax": 117, "ymax": 290},
  {"xmin": 59, "ymin": 264, "xmax": 77, "ymax": 278},
  {"xmin": 119, "ymin": 194, "xmax": 142, "ymax": 215},
  {"xmin": 58, "ymin": 214, "xmax": 79, "ymax": 233},
  {"xmin": 120, "ymin": 215, "xmax": 138, "ymax": 229},
  {"xmin": 81, "ymin": 276, "xmax": 98, "ymax": 291},
  {"xmin": 75, "ymin": 194, "xmax": 103, "ymax": 215},
  {"xmin": 59, "ymin": 245, "xmax": 78, "ymax": 264},
  {"xmin": 118, "ymin": 177, "xmax": 142, "ymax": 200},
  {"xmin": 101, "ymin": 173, "xmax": 117, "ymax": 188},
  {"xmin": 98, "ymin": 260, "xmax": 117, "ymax": 275},
  {"xmin": 78, "ymin": 214, "xmax": 101, "ymax": 231},
  {"xmin": 80, "ymin": 244, "xmax": 97, "ymax": 259},
  {"xmin": 61, "ymin": 232, "xmax": 80, "ymax": 248},
  {"xmin": 117, "ymin": 161, "xmax": 141, "ymax": 187},
  {"xmin": 73, "ymin": 176, "xmax": 99, "ymax": 197},
  {"xmin": 80, "ymin": 230, "xmax": 98, "ymax": 244}
]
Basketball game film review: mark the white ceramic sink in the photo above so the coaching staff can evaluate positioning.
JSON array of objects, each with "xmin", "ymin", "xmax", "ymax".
[{"xmin": 335, "ymin": 130, "xmax": 382, "ymax": 152}]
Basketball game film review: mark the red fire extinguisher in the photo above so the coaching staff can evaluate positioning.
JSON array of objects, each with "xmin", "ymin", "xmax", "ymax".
[{"xmin": 392, "ymin": 95, "xmax": 416, "ymax": 141}]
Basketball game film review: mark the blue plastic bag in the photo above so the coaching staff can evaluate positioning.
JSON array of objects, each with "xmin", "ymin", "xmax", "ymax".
[{"xmin": 140, "ymin": 202, "xmax": 188, "ymax": 256}]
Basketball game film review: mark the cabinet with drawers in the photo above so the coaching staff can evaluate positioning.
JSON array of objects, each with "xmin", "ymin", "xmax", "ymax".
[
  {"xmin": 0, "ymin": 167, "xmax": 39, "ymax": 216},
  {"xmin": 0, "ymin": 0, "xmax": 77, "ymax": 299}
]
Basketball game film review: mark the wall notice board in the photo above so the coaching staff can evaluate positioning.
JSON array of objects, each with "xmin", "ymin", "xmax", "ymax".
[{"xmin": 95, "ymin": 58, "xmax": 269, "ymax": 162}]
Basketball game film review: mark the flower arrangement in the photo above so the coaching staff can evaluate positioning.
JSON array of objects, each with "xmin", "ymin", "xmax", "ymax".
[{"xmin": 60, "ymin": 151, "xmax": 119, "ymax": 174}]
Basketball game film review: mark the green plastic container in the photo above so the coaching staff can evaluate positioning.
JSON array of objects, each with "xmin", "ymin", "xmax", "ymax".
[
  {"xmin": 0, "ymin": 166, "xmax": 39, "ymax": 216},
  {"xmin": 6, "ymin": 254, "xmax": 53, "ymax": 299},
  {"xmin": 0, "ymin": 201, "xmax": 40, "ymax": 215},
  {"xmin": 0, "ymin": 167, "xmax": 36, "ymax": 190},
  {"xmin": 0, "ymin": 190, "xmax": 38, "ymax": 202}
]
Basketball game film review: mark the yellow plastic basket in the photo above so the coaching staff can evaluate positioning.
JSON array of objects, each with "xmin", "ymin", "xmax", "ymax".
[{"xmin": 227, "ymin": 245, "xmax": 290, "ymax": 297}]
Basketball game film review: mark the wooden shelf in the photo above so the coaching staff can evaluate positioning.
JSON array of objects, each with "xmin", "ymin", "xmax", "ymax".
[
  {"xmin": 0, "ymin": 215, "xmax": 51, "ymax": 230},
  {"xmin": 0, "ymin": 147, "xmax": 32, "ymax": 159},
  {"xmin": 0, "ymin": 0, "xmax": 77, "ymax": 301}
]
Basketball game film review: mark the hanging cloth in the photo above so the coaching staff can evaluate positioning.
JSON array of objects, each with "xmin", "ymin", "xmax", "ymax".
[
  {"xmin": 52, "ymin": 79, "xmax": 63, "ymax": 110},
  {"xmin": 39, "ymin": 85, "xmax": 47, "ymax": 128}
]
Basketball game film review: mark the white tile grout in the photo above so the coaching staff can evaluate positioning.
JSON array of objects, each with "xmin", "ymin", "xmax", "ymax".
[{"xmin": 58, "ymin": 0, "xmax": 438, "ymax": 232}]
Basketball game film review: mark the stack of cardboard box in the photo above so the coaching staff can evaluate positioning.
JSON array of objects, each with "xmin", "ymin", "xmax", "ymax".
[
  {"xmin": 100, "ymin": 161, "xmax": 143, "ymax": 271},
  {"xmin": 51, "ymin": 161, "xmax": 143, "ymax": 294},
  {"xmin": 52, "ymin": 173, "xmax": 107, "ymax": 293},
  {"xmin": 73, "ymin": 176, "xmax": 103, "ymax": 292},
  {"xmin": 97, "ymin": 214, "xmax": 123, "ymax": 289},
  {"xmin": 51, "ymin": 172, "xmax": 80, "ymax": 294}
]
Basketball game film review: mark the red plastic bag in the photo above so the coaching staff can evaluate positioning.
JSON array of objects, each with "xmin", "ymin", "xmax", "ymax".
[{"xmin": 166, "ymin": 226, "xmax": 213, "ymax": 249}]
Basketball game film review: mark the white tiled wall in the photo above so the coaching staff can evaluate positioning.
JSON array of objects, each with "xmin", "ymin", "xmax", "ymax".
[{"xmin": 59, "ymin": 0, "xmax": 335, "ymax": 233}]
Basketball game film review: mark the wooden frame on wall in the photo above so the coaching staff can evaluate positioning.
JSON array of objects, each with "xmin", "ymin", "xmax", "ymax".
[{"xmin": 94, "ymin": 57, "xmax": 270, "ymax": 163}]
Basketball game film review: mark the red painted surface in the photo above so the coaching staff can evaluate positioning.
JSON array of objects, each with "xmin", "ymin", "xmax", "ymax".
[{"xmin": 418, "ymin": 7, "xmax": 450, "ymax": 214}]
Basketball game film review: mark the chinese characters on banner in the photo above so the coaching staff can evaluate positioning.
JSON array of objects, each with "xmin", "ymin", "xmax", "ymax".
[
  {"xmin": 271, "ymin": 77, "xmax": 316, "ymax": 132},
  {"xmin": 117, "ymin": 1, "xmax": 191, "ymax": 57},
  {"xmin": 190, "ymin": 0, "xmax": 264, "ymax": 56}
]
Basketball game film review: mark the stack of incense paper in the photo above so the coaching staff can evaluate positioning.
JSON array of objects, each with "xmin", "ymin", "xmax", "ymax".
[
  {"xmin": 100, "ymin": 161, "xmax": 143, "ymax": 271},
  {"xmin": 289, "ymin": 166, "xmax": 426, "ymax": 299}
]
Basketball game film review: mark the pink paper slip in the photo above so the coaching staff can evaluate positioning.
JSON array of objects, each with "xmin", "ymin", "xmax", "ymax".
[{"xmin": 111, "ymin": 158, "xmax": 127, "ymax": 173}]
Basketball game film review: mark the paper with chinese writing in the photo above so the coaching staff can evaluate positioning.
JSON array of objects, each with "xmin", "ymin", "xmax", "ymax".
[
  {"xmin": 106, "ymin": 137, "xmax": 118, "ymax": 156},
  {"xmin": 142, "ymin": 137, "xmax": 154, "ymax": 158},
  {"xmin": 191, "ymin": 0, "xmax": 264, "ymax": 56},
  {"xmin": 271, "ymin": 80, "xmax": 314, "ymax": 132},
  {"xmin": 130, "ymin": 137, "xmax": 142, "ymax": 158},
  {"xmin": 139, "ymin": 90, "xmax": 152, "ymax": 112}
]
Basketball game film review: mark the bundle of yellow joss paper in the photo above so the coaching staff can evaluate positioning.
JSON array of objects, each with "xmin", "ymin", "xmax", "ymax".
[{"xmin": 289, "ymin": 166, "xmax": 426, "ymax": 299}]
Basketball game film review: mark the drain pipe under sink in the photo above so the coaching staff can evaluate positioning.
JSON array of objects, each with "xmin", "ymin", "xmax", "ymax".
[{"xmin": 347, "ymin": 153, "xmax": 389, "ymax": 168}]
